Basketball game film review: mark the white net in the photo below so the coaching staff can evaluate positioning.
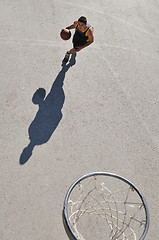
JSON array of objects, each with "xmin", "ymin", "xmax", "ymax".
[{"xmin": 66, "ymin": 175, "xmax": 147, "ymax": 240}]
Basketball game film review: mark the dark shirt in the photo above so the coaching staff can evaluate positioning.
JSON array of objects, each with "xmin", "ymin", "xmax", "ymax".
[{"xmin": 73, "ymin": 23, "xmax": 93, "ymax": 48}]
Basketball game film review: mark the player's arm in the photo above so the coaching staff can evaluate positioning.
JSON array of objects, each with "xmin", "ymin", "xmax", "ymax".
[
  {"xmin": 86, "ymin": 28, "xmax": 94, "ymax": 45},
  {"xmin": 66, "ymin": 21, "xmax": 78, "ymax": 30}
]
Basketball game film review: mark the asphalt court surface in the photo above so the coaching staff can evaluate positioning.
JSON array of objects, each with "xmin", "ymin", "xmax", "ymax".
[{"xmin": 1, "ymin": 0, "xmax": 159, "ymax": 239}]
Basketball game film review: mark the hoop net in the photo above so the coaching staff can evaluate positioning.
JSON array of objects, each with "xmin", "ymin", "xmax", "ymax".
[{"xmin": 66, "ymin": 175, "xmax": 148, "ymax": 240}]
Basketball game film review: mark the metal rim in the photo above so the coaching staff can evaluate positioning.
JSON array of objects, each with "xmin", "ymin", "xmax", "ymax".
[{"xmin": 63, "ymin": 172, "xmax": 150, "ymax": 240}]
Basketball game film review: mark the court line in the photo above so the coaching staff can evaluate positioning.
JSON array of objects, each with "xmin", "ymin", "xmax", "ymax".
[
  {"xmin": 58, "ymin": 0, "xmax": 159, "ymax": 39},
  {"xmin": 1, "ymin": 37, "xmax": 159, "ymax": 62},
  {"xmin": 98, "ymin": 47, "xmax": 159, "ymax": 152},
  {"xmin": 95, "ymin": 43, "xmax": 159, "ymax": 61},
  {"xmin": 56, "ymin": 0, "xmax": 105, "ymax": 14},
  {"xmin": 0, "ymin": 38, "xmax": 61, "ymax": 46},
  {"xmin": 111, "ymin": 15, "xmax": 159, "ymax": 40}
]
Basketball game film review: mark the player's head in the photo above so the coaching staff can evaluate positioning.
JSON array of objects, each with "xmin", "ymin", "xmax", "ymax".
[
  {"xmin": 78, "ymin": 16, "xmax": 87, "ymax": 31},
  {"xmin": 78, "ymin": 16, "xmax": 87, "ymax": 25}
]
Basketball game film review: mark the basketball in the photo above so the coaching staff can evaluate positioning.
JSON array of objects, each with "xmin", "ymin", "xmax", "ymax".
[{"xmin": 60, "ymin": 29, "xmax": 71, "ymax": 40}]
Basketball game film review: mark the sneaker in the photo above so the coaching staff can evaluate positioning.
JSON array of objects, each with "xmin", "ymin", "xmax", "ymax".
[{"xmin": 63, "ymin": 52, "xmax": 70, "ymax": 63}]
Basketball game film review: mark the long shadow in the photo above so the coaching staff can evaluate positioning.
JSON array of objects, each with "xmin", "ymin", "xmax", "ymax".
[{"xmin": 20, "ymin": 54, "xmax": 76, "ymax": 165}]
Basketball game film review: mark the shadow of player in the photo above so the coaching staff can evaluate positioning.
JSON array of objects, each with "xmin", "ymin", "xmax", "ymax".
[{"xmin": 19, "ymin": 53, "xmax": 76, "ymax": 165}]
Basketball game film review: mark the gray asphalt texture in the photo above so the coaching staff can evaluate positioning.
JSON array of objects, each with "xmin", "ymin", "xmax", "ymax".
[{"xmin": 1, "ymin": 0, "xmax": 159, "ymax": 239}]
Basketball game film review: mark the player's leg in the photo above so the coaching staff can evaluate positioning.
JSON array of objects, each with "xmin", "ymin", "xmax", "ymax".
[
  {"xmin": 63, "ymin": 48, "xmax": 76, "ymax": 63},
  {"xmin": 63, "ymin": 50, "xmax": 72, "ymax": 63},
  {"xmin": 63, "ymin": 41, "xmax": 80, "ymax": 63},
  {"xmin": 63, "ymin": 51, "xmax": 70, "ymax": 63}
]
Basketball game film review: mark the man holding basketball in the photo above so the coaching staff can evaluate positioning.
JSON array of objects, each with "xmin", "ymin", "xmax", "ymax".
[{"xmin": 63, "ymin": 16, "xmax": 94, "ymax": 63}]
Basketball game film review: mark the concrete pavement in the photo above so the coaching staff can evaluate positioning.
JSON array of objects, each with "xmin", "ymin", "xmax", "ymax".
[{"xmin": 1, "ymin": 0, "xmax": 159, "ymax": 239}]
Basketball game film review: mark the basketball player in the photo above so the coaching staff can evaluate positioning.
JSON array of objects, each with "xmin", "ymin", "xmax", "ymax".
[{"xmin": 63, "ymin": 16, "xmax": 94, "ymax": 63}]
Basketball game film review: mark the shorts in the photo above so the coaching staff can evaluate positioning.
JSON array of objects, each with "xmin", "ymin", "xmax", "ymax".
[{"xmin": 73, "ymin": 41, "xmax": 85, "ymax": 50}]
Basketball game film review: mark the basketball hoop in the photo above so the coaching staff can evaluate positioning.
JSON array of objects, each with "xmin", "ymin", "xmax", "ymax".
[{"xmin": 63, "ymin": 172, "xmax": 149, "ymax": 240}]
